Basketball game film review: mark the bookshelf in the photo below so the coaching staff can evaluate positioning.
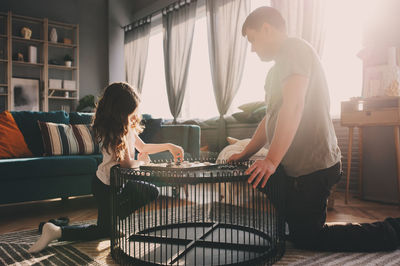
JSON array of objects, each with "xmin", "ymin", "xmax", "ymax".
[{"xmin": 0, "ymin": 11, "xmax": 79, "ymax": 112}]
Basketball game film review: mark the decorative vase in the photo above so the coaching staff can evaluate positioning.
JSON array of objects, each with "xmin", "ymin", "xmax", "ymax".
[
  {"xmin": 50, "ymin": 28, "xmax": 58, "ymax": 43},
  {"xmin": 17, "ymin": 52, "xmax": 24, "ymax": 61},
  {"xmin": 65, "ymin": 61, "xmax": 72, "ymax": 67},
  {"xmin": 20, "ymin": 27, "xmax": 32, "ymax": 39}
]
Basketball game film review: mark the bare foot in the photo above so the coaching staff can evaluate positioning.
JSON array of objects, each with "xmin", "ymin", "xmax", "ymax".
[{"xmin": 28, "ymin": 223, "xmax": 62, "ymax": 253}]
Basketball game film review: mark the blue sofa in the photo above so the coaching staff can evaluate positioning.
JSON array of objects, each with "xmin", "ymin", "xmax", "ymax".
[{"xmin": 0, "ymin": 111, "xmax": 200, "ymax": 205}]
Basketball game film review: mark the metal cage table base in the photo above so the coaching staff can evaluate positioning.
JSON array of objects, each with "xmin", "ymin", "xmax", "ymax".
[
  {"xmin": 110, "ymin": 160, "xmax": 285, "ymax": 266},
  {"xmin": 118, "ymin": 222, "xmax": 277, "ymax": 265}
]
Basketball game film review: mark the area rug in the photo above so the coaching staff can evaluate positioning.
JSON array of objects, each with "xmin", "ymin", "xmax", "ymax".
[{"xmin": 1, "ymin": 224, "xmax": 399, "ymax": 266}]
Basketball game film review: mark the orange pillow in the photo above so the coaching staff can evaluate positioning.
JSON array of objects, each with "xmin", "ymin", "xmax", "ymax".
[{"xmin": 0, "ymin": 111, "xmax": 32, "ymax": 158}]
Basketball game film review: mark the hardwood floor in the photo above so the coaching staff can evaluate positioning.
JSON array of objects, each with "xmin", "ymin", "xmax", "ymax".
[
  {"xmin": 0, "ymin": 191, "xmax": 398, "ymax": 234},
  {"xmin": 327, "ymin": 192, "xmax": 400, "ymax": 224},
  {"xmin": 0, "ymin": 196, "xmax": 97, "ymax": 234}
]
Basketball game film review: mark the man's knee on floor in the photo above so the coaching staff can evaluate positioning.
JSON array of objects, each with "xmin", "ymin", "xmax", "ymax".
[
  {"xmin": 287, "ymin": 224, "xmax": 322, "ymax": 250},
  {"xmin": 290, "ymin": 234, "xmax": 318, "ymax": 250}
]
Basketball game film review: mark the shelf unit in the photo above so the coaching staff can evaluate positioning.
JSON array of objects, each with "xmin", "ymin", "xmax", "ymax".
[{"xmin": 0, "ymin": 11, "xmax": 79, "ymax": 112}]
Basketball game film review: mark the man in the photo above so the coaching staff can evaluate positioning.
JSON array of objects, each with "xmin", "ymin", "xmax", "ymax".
[{"xmin": 229, "ymin": 6, "xmax": 400, "ymax": 251}]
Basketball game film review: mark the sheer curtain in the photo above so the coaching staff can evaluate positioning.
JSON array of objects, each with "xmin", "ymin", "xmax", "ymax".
[
  {"xmin": 321, "ymin": 0, "xmax": 365, "ymax": 116},
  {"xmin": 163, "ymin": 0, "xmax": 197, "ymax": 123},
  {"xmin": 182, "ymin": 14, "xmax": 217, "ymax": 119},
  {"xmin": 206, "ymin": 0, "xmax": 251, "ymax": 149},
  {"xmin": 271, "ymin": 0, "xmax": 326, "ymax": 55},
  {"xmin": 231, "ymin": 0, "xmax": 272, "ymax": 114},
  {"xmin": 140, "ymin": 26, "xmax": 171, "ymax": 119},
  {"xmin": 124, "ymin": 17, "xmax": 151, "ymax": 93},
  {"xmin": 138, "ymin": 0, "xmax": 365, "ymax": 119},
  {"xmin": 140, "ymin": 0, "xmax": 269, "ymax": 119}
]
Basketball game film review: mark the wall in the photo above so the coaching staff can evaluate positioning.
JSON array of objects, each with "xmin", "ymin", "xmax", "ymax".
[
  {"xmin": 107, "ymin": 0, "xmax": 135, "ymax": 83},
  {"xmin": 1, "ymin": 0, "xmax": 178, "ymax": 105},
  {"xmin": 107, "ymin": 0, "xmax": 177, "ymax": 84},
  {"xmin": 0, "ymin": 0, "xmax": 108, "ymax": 99}
]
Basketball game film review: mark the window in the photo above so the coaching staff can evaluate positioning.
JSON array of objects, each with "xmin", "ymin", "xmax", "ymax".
[
  {"xmin": 140, "ymin": 0, "xmax": 270, "ymax": 120},
  {"xmin": 184, "ymin": 0, "xmax": 271, "ymax": 118},
  {"xmin": 139, "ymin": 0, "xmax": 369, "ymax": 119},
  {"xmin": 321, "ymin": 0, "xmax": 367, "ymax": 117},
  {"xmin": 140, "ymin": 19, "xmax": 172, "ymax": 119},
  {"xmin": 230, "ymin": 50, "xmax": 273, "ymax": 115},
  {"xmin": 181, "ymin": 15, "xmax": 217, "ymax": 119}
]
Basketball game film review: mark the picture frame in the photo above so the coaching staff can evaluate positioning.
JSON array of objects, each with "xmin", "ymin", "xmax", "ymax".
[{"xmin": 11, "ymin": 77, "xmax": 40, "ymax": 111}]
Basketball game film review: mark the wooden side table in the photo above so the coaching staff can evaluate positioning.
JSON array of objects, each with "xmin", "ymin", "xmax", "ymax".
[{"xmin": 341, "ymin": 97, "xmax": 400, "ymax": 205}]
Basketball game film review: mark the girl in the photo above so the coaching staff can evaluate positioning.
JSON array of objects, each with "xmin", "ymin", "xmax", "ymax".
[{"xmin": 29, "ymin": 82, "xmax": 184, "ymax": 253}]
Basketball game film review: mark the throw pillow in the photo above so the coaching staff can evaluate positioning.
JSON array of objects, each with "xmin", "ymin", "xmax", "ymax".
[
  {"xmin": 0, "ymin": 111, "xmax": 33, "ymax": 158},
  {"xmin": 251, "ymin": 105, "xmax": 267, "ymax": 121},
  {"xmin": 201, "ymin": 115, "xmax": 236, "ymax": 128},
  {"xmin": 38, "ymin": 121, "xmax": 99, "ymax": 156},
  {"xmin": 226, "ymin": 136, "xmax": 239, "ymax": 145},
  {"xmin": 217, "ymin": 138, "xmax": 268, "ymax": 162},
  {"xmin": 200, "ymin": 145, "xmax": 209, "ymax": 151},
  {"xmin": 232, "ymin": 111, "xmax": 258, "ymax": 123},
  {"xmin": 238, "ymin": 101, "xmax": 265, "ymax": 113},
  {"xmin": 11, "ymin": 111, "xmax": 69, "ymax": 156}
]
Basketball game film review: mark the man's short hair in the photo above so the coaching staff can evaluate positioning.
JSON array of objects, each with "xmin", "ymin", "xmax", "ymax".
[{"xmin": 242, "ymin": 6, "xmax": 286, "ymax": 36}]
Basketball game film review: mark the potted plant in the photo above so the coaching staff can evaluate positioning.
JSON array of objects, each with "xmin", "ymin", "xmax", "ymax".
[
  {"xmin": 76, "ymin": 94, "xmax": 96, "ymax": 112},
  {"xmin": 64, "ymin": 54, "xmax": 73, "ymax": 67}
]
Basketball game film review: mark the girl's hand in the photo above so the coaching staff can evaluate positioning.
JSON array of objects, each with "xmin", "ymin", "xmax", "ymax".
[
  {"xmin": 168, "ymin": 144, "xmax": 184, "ymax": 163},
  {"xmin": 138, "ymin": 152, "xmax": 151, "ymax": 164}
]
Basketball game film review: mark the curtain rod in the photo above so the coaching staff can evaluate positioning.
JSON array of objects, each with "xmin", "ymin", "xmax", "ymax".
[{"xmin": 122, "ymin": 0, "xmax": 195, "ymax": 32}]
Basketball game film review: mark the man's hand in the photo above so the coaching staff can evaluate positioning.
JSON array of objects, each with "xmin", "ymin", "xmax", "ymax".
[
  {"xmin": 246, "ymin": 157, "xmax": 277, "ymax": 188},
  {"xmin": 168, "ymin": 144, "xmax": 184, "ymax": 163}
]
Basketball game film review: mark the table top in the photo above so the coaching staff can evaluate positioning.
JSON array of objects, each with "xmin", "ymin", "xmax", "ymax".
[
  {"xmin": 341, "ymin": 97, "xmax": 400, "ymax": 127},
  {"xmin": 114, "ymin": 162, "xmax": 251, "ymax": 185}
]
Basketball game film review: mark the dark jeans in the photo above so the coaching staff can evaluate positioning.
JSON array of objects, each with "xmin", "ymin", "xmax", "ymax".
[
  {"xmin": 60, "ymin": 177, "xmax": 112, "ymax": 241},
  {"xmin": 60, "ymin": 177, "xmax": 159, "ymax": 241},
  {"xmin": 262, "ymin": 162, "xmax": 399, "ymax": 252}
]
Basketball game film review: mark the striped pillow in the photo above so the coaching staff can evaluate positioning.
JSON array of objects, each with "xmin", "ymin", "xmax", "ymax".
[{"xmin": 38, "ymin": 121, "xmax": 99, "ymax": 156}]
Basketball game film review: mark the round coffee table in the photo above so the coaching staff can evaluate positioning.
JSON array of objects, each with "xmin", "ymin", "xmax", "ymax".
[{"xmin": 110, "ymin": 160, "xmax": 285, "ymax": 265}]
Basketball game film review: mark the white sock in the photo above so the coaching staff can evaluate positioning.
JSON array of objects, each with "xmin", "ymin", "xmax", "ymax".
[{"xmin": 28, "ymin": 223, "xmax": 62, "ymax": 253}]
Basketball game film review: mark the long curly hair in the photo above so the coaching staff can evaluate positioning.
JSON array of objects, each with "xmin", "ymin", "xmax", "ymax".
[{"xmin": 92, "ymin": 82, "xmax": 143, "ymax": 161}]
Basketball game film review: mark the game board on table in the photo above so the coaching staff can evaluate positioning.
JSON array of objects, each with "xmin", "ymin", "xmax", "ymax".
[{"xmin": 140, "ymin": 161, "xmax": 220, "ymax": 171}]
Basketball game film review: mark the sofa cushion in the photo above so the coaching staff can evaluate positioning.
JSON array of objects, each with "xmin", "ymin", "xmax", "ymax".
[
  {"xmin": 0, "ymin": 111, "xmax": 33, "ymax": 158},
  {"xmin": 11, "ymin": 111, "xmax": 69, "ymax": 156},
  {"xmin": 69, "ymin": 112, "xmax": 94, "ymax": 124},
  {"xmin": 38, "ymin": 121, "xmax": 99, "ymax": 156},
  {"xmin": 139, "ymin": 118, "xmax": 162, "ymax": 143},
  {"xmin": 91, "ymin": 153, "xmax": 103, "ymax": 165},
  {"xmin": 238, "ymin": 101, "xmax": 265, "ymax": 113},
  {"xmin": 0, "ymin": 155, "xmax": 98, "ymax": 180}
]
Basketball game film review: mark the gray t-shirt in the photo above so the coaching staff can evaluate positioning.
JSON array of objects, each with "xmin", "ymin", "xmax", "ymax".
[{"xmin": 264, "ymin": 37, "xmax": 341, "ymax": 177}]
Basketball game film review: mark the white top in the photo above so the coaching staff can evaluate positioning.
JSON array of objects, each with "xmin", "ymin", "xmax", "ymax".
[{"xmin": 96, "ymin": 129, "xmax": 142, "ymax": 185}]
